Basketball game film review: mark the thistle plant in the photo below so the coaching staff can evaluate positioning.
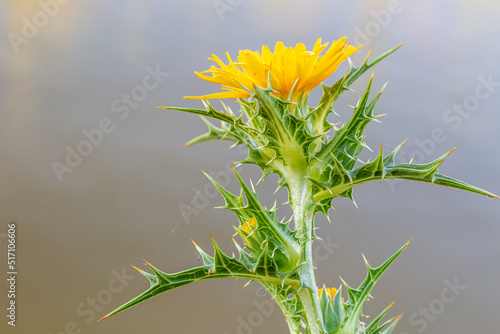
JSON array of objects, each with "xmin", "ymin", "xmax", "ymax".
[{"xmin": 101, "ymin": 38, "xmax": 498, "ymax": 334}]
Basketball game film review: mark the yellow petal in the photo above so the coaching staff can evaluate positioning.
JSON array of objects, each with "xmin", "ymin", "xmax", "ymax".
[
  {"xmin": 184, "ymin": 90, "xmax": 250, "ymax": 100},
  {"xmin": 187, "ymin": 38, "xmax": 361, "ymax": 101}
]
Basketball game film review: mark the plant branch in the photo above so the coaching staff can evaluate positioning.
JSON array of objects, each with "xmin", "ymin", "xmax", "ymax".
[{"xmin": 288, "ymin": 172, "xmax": 324, "ymax": 334}]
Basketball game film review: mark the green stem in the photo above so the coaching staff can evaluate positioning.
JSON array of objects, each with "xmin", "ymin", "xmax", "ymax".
[
  {"xmin": 298, "ymin": 287, "xmax": 322, "ymax": 334},
  {"xmin": 288, "ymin": 173, "xmax": 324, "ymax": 334}
]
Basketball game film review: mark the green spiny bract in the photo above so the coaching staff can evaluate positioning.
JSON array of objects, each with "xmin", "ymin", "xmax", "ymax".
[{"xmin": 102, "ymin": 44, "xmax": 498, "ymax": 334}]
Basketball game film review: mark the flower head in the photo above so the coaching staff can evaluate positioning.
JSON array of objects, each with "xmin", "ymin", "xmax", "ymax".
[
  {"xmin": 319, "ymin": 287, "xmax": 338, "ymax": 303},
  {"xmin": 239, "ymin": 217, "xmax": 258, "ymax": 246},
  {"xmin": 240, "ymin": 217, "xmax": 257, "ymax": 234},
  {"xmin": 185, "ymin": 37, "xmax": 361, "ymax": 102}
]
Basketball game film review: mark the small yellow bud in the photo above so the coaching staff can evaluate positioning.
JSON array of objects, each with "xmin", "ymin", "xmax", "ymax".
[{"xmin": 319, "ymin": 287, "xmax": 338, "ymax": 303}]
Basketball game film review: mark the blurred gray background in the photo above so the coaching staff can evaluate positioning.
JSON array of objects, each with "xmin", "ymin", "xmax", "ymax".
[{"xmin": 1, "ymin": 1, "xmax": 499, "ymax": 333}]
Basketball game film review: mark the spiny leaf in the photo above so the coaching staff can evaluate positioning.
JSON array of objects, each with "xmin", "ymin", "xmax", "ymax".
[
  {"xmin": 184, "ymin": 116, "xmax": 241, "ymax": 147},
  {"xmin": 311, "ymin": 74, "xmax": 384, "ymax": 183},
  {"xmin": 313, "ymin": 144, "xmax": 499, "ymax": 211},
  {"xmin": 365, "ymin": 300, "xmax": 396, "ymax": 334},
  {"xmin": 344, "ymin": 44, "xmax": 403, "ymax": 88},
  {"xmin": 158, "ymin": 102, "xmax": 259, "ymax": 137},
  {"xmin": 264, "ymin": 283, "xmax": 306, "ymax": 334},
  {"xmin": 100, "ymin": 236, "xmax": 302, "ymax": 320},
  {"xmin": 310, "ymin": 44, "xmax": 402, "ymax": 134},
  {"xmin": 338, "ymin": 240, "xmax": 411, "ymax": 334},
  {"xmin": 380, "ymin": 314, "xmax": 403, "ymax": 334},
  {"xmin": 204, "ymin": 167, "xmax": 301, "ymax": 266}
]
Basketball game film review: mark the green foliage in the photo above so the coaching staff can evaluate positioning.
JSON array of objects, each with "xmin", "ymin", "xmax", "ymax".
[
  {"xmin": 103, "ymin": 44, "xmax": 498, "ymax": 334},
  {"xmin": 101, "ymin": 234, "xmax": 303, "ymax": 321},
  {"xmin": 316, "ymin": 240, "xmax": 409, "ymax": 334}
]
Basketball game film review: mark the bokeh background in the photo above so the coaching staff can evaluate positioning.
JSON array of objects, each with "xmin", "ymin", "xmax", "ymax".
[{"xmin": 1, "ymin": 1, "xmax": 499, "ymax": 333}]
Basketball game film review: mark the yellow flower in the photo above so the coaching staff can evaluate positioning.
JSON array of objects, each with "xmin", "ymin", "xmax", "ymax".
[
  {"xmin": 185, "ymin": 38, "xmax": 361, "ymax": 102},
  {"xmin": 240, "ymin": 217, "xmax": 258, "ymax": 245},
  {"xmin": 319, "ymin": 287, "xmax": 338, "ymax": 303},
  {"xmin": 240, "ymin": 217, "xmax": 257, "ymax": 234}
]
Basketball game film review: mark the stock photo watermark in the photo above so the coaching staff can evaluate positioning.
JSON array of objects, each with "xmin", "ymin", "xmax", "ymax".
[
  {"xmin": 5, "ymin": 223, "xmax": 17, "ymax": 327},
  {"xmin": 386, "ymin": 73, "xmax": 499, "ymax": 192},
  {"xmin": 51, "ymin": 65, "xmax": 168, "ymax": 183},
  {"xmin": 178, "ymin": 146, "xmax": 248, "ymax": 225},
  {"xmin": 398, "ymin": 277, "xmax": 467, "ymax": 334},
  {"xmin": 213, "ymin": 0, "xmax": 244, "ymax": 20},
  {"xmin": 48, "ymin": 267, "xmax": 136, "ymax": 334},
  {"xmin": 353, "ymin": 0, "xmax": 404, "ymax": 46},
  {"xmin": 353, "ymin": 0, "xmax": 427, "ymax": 46},
  {"xmin": 7, "ymin": 0, "xmax": 73, "ymax": 54}
]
